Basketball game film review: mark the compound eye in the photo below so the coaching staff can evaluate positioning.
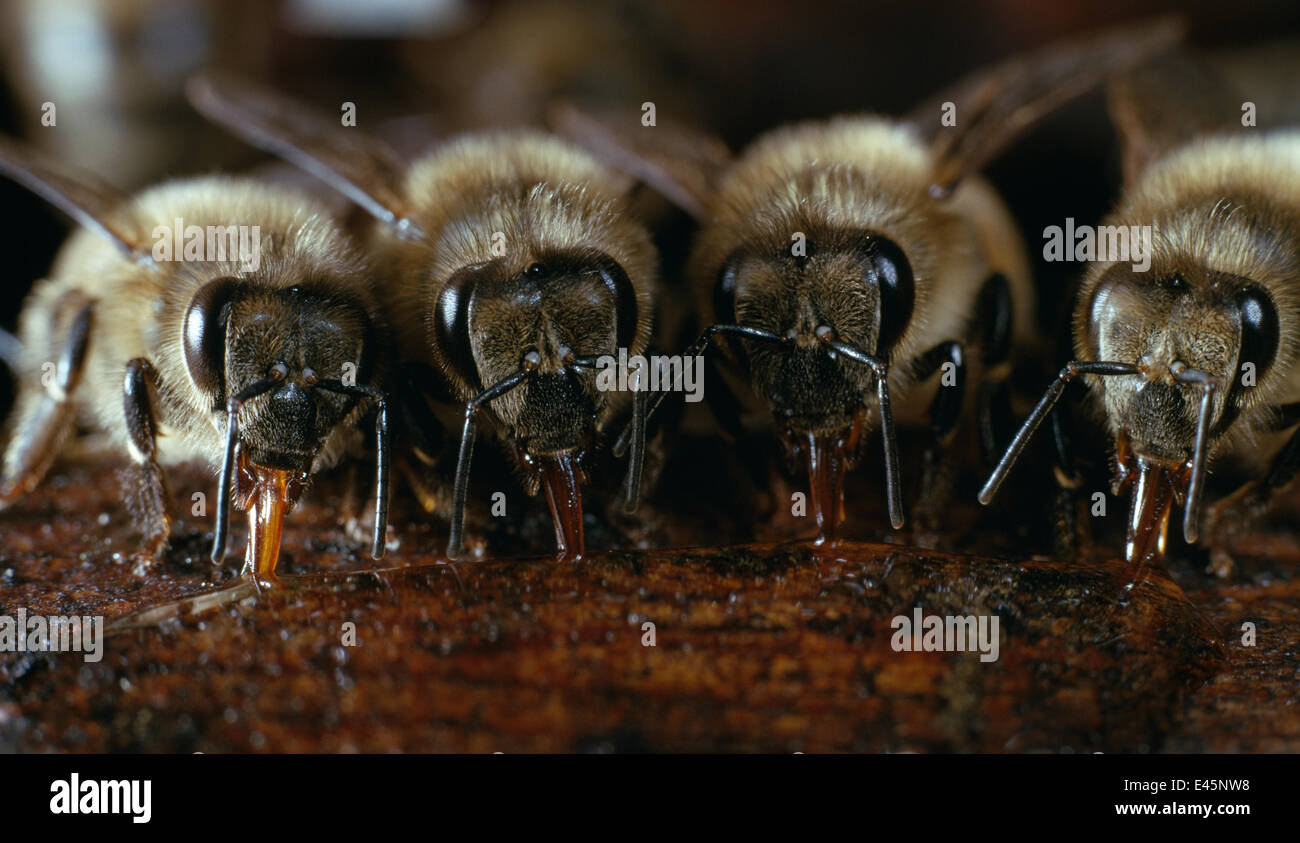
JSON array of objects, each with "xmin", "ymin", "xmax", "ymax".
[
  {"xmin": 182, "ymin": 277, "xmax": 242, "ymax": 408},
  {"xmin": 714, "ymin": 250, "xmax": 745, "ymax": 327},
  {"xmin": 435, "ymin": 264, "xmax": 490, "ymax": 389},
  {"xmin": 588, "ymin": 252, "xmax": 638, "ymax": 351},
  {"xmin": 1236, "ymin": 286, "xmax": 1280, "ymax": 377},
  {"xmin": 1084, "ymin": 265, "xmax": 1144, "ymax": 358},
  {"xmin": 861, "ymin": 237, "xmax": 914, "ymax": 355}
]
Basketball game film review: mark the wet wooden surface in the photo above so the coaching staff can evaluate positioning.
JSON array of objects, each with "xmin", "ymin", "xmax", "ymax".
[{"xmin": 0, "ymin": 453, "xmax": 1295, "ymax": 753}]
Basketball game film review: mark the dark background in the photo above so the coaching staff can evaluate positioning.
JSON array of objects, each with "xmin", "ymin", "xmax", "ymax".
[{"xmin": 1, "ymin": 0, "xmax": 1299, "ymax": 407}]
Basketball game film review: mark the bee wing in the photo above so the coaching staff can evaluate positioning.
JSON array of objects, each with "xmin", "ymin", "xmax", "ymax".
[
  {"xmin": 1108, "ymin": 47, "xmax": 1246, "ymax": 187},
  {"xmin": 0, "ymin": 135, "xmax": 145, "ymax": 261},
  {"xmin": 186, "ymin": 71, "xmax": 420, "ymax": 237},
  {"xmin": 550, "ymin": 101, "xmax": 732, "ymax": 220},
  {"xmin": 909, "ymin": 17, "xmax": 1185, "ymax": 198}
]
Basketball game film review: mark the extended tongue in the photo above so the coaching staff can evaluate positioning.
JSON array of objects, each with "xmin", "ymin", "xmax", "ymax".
[
  {"xmin": 1125, "ymin": 456, "xmax": 1181, "ymax": 571},
  {"xmin": 805, "ymin": 430, "xmax": 848, "ymax": 545},
  {"xmin": 243, "ymin": 465, "xmax": 292, "ymax": 587},
  {"xmin": 539, "ymin": 452, "xmax": 585, "ymax": 561}
]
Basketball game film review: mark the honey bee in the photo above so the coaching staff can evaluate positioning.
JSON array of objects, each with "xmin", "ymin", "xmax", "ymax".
[
  {"xmin": 0, "ymin": 136, "xmax": 390, "ymax": 586},
  {"xmin": 979, "ymin": 46, "xmax": 1300, "ymax": 576},
  {"xmin": 187, "ymin": 73, "xmax": 657, "ymax": 561},
  {"xmin": 558, "ymin": 21, "xmax": 1180, "ymax": 542}
]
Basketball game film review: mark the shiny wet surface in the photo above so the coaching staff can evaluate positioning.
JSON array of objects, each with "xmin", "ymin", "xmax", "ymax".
[{"xmin": 0, "ymin": 452, "xmax": 1296, "ymax": 752}]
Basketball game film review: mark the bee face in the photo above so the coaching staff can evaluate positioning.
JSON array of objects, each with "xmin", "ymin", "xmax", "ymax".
[
  {"xmin": 720, "ymin": 231, "xmax": 914, "ymax": 436},
  {"xmin": 185, "ymin": 280, "xmax": 373, "ymax": 470},
  {"xmin": 1083, "ymin": 263, "xmax": 1280, "ymax": 465},
  {"xmin": 434, "ymin": 247, "xmax": 637, "ymax": 457},
  {"xmin": 426, "ymin": 243, "xmax": 641, "ymax": 560}
]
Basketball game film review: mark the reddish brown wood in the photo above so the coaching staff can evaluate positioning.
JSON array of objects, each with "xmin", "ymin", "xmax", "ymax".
[{"xmin": 4, "ymin": 456, "xmax": 1288, "ymax": 754}]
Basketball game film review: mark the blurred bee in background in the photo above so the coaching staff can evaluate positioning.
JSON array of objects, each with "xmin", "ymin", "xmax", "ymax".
[
  {"xmin": 188, "ymin": 73, "xmax": 658, "ymax": 561},
  {"xmin": 0, "ymin": 137, "xmax": 390, "ymax": 586},
  {"xmin": 559, "ymin": 21, "xmax": 1180, "ymax": 543},
  {"xmin": 980, "ymin": 45, "xmax": 1300, "ymax": 577}
]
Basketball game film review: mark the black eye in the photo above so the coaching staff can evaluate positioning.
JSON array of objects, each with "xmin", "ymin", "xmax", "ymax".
[
  {"xmin": 1159, "ymin": 275, "xmax": 1188, "ymax": 293},
  {"xmin": 714, "ymin": 251, "xmax": 743, "ymax": 327},
  {"xmin": 182, "ymin": 278, "xmax": 241, "ymax": 409},
  {"xmin": 525, "ymin": 262, "xmax": 545, "ymax": 278},
  {"xmin": 589, "ymin": 252, "xmax": 638, "ymax": 350},
  {"xmin": 861, "ymin": 236, "xmax": 914, "ymax": 355},
  {"xmin": 434, "ymin": 264, "xmax": 488, "ymax": 389},
  {"xmin": 1083, "ymin": 265, "xmax": 1139, "ymax": 358},
  {"xmin": 1235, "ymin": 286, "xmax": 1280, "ymax": 377}
]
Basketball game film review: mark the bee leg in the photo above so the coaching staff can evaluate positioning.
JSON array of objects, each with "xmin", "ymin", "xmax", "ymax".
[
  {"xmin": 123, "ymin": 357, "xmax": 174, "ymax": 572},
  {"xmin": 0, "ymin": 293, "xmax": 93, "ymax": 506},
  {"xmin": 1204, "ymin": 403, "xmax": 1300, "ymax": 577},
  {"xmin": 605, "ymin": 426, "xmax": 670, "ymax": 542},
  {"xmin": 911, "ymin": 340, "xmax": 966, "ymax": 544},
  {"xmin": 342, "ymin": 459, "xmax": 397, "ymax": 553},
  {"xmin": 396, "ymin": 454, "xmax": 489, "ymax": 557},
  {"xmin": 1048, "ymin": 404, "xmax": 1092, "ymax": 560},
  {"xmin": 975, "ymin": 273, "xmax": 1015, "ymax": 466}
]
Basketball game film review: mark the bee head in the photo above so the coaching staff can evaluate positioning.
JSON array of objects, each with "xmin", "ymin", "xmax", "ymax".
[
  {"xmin": 717, "ymin": 229, "xmax": 914, "ymax": 436},
  {"xmin": 1086, "ymin": 265, "xmax": 1278, "ymax": 465},
  {"xmin": 433, "ymin": 247, "xmax": 637, "ymax": 457},
  {"xmin": 433, "ymin": 247, "xmax": 640, "ymax": 561},
  {"xmin": 183, "ymin": 277, "xmax": 376, "ymax": 469}
]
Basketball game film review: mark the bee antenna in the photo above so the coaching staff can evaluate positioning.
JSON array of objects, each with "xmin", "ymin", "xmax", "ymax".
[
  {"xmin": 211, "ymin": 377, "xmax": 280, "ymax": 564},
  {"xmin": 978, "ymin": 361, "xmax": 1140, "ymax": 506},
  {"xmin": 566, "ymin": 354, "xmax": 650, "ymax": 512},
  {"xmin": 1173, "ymin": 367, "xmax": 1217, "ymax": 544},
  {"xmin": 622, "ymin": 362, "xmax": 650, "ymax": 512},
  {"xmin": 316, "ymin": 380, "xmax": 390, "ymax": 559},
  {"xmin": 446, "ymin": 368, "xmax": 533, "ymax": 560},
  {"xmin": 825, "ymin": 339, "xmax": 904, "ymax": 529}
]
